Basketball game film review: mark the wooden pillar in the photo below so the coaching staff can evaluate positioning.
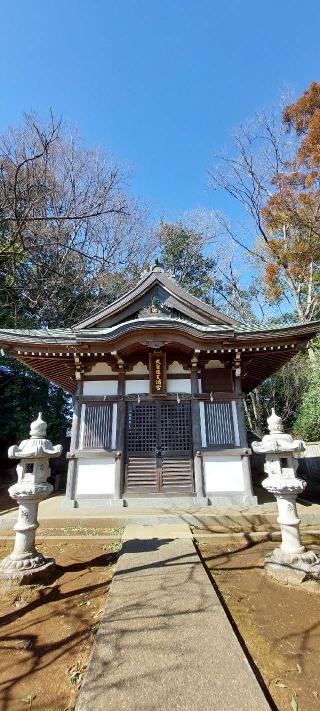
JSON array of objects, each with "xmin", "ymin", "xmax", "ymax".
[
  {"xmin": 65, "ymin": 382, "xmax": 82, "ymax": 501},
  {"xmin": 115, "ymin": 360, "xmax": 126, "ymax": 500},
  {"xmin": 234, "ymin": 356, "xmax": 248, "ymax": 448},
  {"xmin": 234, "ymin": 356, "xmax": 256, "ymax": 502},
  {"xmin": 190, "ymin": 354, "xmax": 205, "ymax": 499}
]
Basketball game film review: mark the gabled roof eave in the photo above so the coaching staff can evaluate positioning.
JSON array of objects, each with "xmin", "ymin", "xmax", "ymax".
[{"xmin": 72, "ymin": 269, "xmax": 241, "ymax": 329}]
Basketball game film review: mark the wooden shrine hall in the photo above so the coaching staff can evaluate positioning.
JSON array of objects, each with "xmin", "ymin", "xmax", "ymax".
[{"xmin": 0, "ymin": 264, "xmax": 318, "ymax": 508}]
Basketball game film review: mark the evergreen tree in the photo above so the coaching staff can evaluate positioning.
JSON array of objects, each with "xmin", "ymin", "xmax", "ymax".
[
  {"xmin": 159, "ymin": 221, "xmax": 222, "ymax": 303},
  {"xmin": 294, "ymin": 336, "xmax": 320, "ymax": 440}
]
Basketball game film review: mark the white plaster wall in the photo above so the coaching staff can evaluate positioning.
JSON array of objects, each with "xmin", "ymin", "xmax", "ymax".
[
  {"xmin": 203, "ymin": 455, "xmax": 244, "ymax": 493},
  {"xmin": 200, "ymin": 402, "xmax": 207, "ymax": 447},
  {"xmin": 204, "ymin": 359, "xmax": 224, "ymax": 369},
  {"xmin": 112, "ymin": 403, "xmax": 117, "ymax": 449},
  {"xmin": 88, "ymin": 363, "xmax": 114, "ymax": 375},
  {"xmin": 167, "ymin": 360, "xmax": 189, "ymax": 374},
  {"xmin": 125, "ymin": 379, "xmax": 150, "ymax": 394},
  {"xmin": 83, "ymin": 380, "xmax": 118, "ymax": 396},
  {"xmin": 79, "ymin": 404, "xmax": 85, "ymax": 448},
  {"xmin": 131, "ymin": 361, "xmax": 149, "ymax": 374},
  {"xmin": 167, "ymin": 378, "xmax": 191, "ymax": 393},
  {"xmin": 232, "ymin": 401, "xmax": 240, "ymax": 446},
  {"xmin": 76, "ymin": 458, "xmax": 116, "ymax": 496}
]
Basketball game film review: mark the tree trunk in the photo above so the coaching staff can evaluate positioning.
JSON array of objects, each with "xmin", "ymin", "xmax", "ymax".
[
  {"xmin": 249, "ymin": 389, "xmax": 264, "ymax": 437},
  {"xmin": 243, "ymin": 398, "xmax": 254, "ymax": 431},
  {"xmin": 307, "ymin": 343, "xmax": 316, "ymax": 363}
]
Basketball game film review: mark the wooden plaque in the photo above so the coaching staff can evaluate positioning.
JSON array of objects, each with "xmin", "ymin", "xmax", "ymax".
[{"xmin": 149, "ymin": 352, "xmax": 167, "ymax": 395}]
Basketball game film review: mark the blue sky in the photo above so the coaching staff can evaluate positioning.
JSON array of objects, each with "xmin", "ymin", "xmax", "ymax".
[{"xmin": 0, "ymin": 0, "xmax": 319, "ymax": 222}]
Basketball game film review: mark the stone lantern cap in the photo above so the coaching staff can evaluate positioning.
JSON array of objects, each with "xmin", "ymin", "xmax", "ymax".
[
  {"xmin": 251, "ymin": 408, "xmax": 305, "ymax": 455},
  {"xmin": 30, "ymin": 411, "xmax": 47, "ymax": 438},
  {"xmin": 8, "ymin": 412, "xmax": 63, "ymax": 460}
]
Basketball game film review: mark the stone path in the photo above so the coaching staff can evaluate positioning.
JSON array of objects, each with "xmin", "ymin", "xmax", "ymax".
[{"xmin": 76, "ymin": 525, "xmax": 271, "ymax": 711}]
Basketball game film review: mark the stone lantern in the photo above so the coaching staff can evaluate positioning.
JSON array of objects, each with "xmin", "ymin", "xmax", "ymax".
[
  {"xmin": 252, "ymin": 409, "xmax": 320, "ymax": 586},
  {"xmin": 0, "ymin": 413, "xmax": 62, "ymax": 584}
]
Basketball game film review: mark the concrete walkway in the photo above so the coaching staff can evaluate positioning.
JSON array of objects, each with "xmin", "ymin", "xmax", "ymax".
[{"xmin": 76, "ymin": 525, "xmax": 271, "ymax": 711}]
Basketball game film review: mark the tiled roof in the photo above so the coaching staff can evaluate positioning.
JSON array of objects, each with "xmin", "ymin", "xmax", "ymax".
[{"xmin": 0, "ymin": 316, "xmax": 318, "ymax": 343}]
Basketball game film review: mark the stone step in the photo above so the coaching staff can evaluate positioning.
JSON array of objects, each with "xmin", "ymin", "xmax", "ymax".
[{"xmin": 123, "ymin": 496, "xmax": 209, "ymax": 508}]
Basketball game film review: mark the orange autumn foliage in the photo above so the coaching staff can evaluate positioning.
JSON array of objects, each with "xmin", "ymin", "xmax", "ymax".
[
  {"xmin": 264, "ymin": 263, "xmax": 282, "ymax": 300},
  {"xmin": 261, "ymin": 82, "xmax": 320, "ymax": 304},
  {"xmin": 283, "ymin": 81, "xmax": 320, "ymax": 168}
]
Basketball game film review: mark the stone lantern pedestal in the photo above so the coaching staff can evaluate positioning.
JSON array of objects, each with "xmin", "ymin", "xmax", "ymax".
[
  {"xmin": 0, "ymin": 413, "xmax": 62, "ymax": 584},
  {"xmin": 252, "ymin": 409, "xmax": 320, "ymax": 587}
]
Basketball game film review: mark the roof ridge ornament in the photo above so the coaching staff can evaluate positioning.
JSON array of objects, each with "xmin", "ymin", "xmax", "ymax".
[
  {"xmin": 152, "ymin": 257, "xmax": 164, "ymax": 273},
  {"xmin": 140, "ymin": 259, "xmax": 175, "ymax": 279}
]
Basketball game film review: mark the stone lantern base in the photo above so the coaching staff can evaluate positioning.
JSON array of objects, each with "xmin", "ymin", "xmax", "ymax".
[
  {"xmin": 0, "ymin": 552, "xmax": 55, "ymax": 585},
  {"xmin": 264, "ymin": 547, "xmax": 320, "ymax": 587}
]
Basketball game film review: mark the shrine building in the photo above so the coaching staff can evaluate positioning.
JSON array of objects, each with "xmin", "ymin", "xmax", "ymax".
[{"xmin": 0, "ymin": 264, "xmax": 318, "ymax": 508}]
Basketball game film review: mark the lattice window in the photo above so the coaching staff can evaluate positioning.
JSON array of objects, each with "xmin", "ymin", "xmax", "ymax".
[
  {"xmin": 160, "ymin": 402, "xmax": 191, "ymax": 453},
  {"xmin": 126, "ymin": 402, "xmax": 157, "ymax": 454},
  {"xmin": 205, "ymin": 402, "xmax": 235, "ymax": 447},
  {"xmin": 82, "ymin": 404, "xmax": 113, "ymax": 449}
]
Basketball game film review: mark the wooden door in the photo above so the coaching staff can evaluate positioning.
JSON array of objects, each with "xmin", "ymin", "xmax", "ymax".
[
  {"xmin": 159, "ymin": 401, "xmax": 193, "ymax": 492},
  {"xmin": 125, "ymin": 400, "xmax": 194, "ymax": 494}
]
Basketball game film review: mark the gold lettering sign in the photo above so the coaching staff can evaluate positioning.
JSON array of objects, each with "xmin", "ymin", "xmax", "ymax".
[{"xmin": 149, "ymin": 352, "xmax": 167, "ymax": 395}]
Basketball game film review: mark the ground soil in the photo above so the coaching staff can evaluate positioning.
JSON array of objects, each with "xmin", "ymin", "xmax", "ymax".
[
  {"xmin": 1, "ymin": 526, "xmax": 320, "ymax": 711},
  {"xmin": 0, "ymin": 539, "xmax": 118, "ymax": 711},
  {"xmin": 198, "ymin": 535, "xmax": 320, "ymax": 711},
  {"xmin": 0, "ymin": 527, "xmax": 124, "ymax": 539}
]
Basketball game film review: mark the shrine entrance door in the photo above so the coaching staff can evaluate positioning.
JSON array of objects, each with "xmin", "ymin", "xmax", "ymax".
[{"xmin": 125, "ymin": 400, "xmax": 194, "ymax": 494}]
